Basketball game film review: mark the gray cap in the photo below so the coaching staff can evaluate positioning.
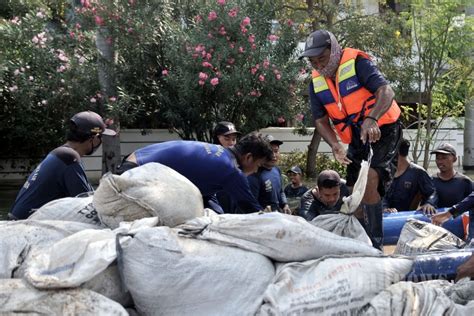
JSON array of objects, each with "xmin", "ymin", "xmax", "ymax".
[
  {"xmin": 298, "ymin": 30, "xmax": 331, "ymax": 60},
  {"xmin": 265, "ymin": 134, "xmax": 283, "ymax": 146},
  {"xmin": 70, "ymin": 111, "xmax": 116, "ymax": 136},
  {"xmin": 287, "ymin": 166, "xmax": 302, "ymax": 174},
  {"xmin": 430, "ymin": 143, "xmax": 456, "ymax": 156}
]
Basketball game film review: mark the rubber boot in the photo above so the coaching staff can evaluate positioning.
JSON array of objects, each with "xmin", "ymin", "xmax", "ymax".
[{"xmin": 361, "ymin": 202, "xmax": 384, "ymax": 250}]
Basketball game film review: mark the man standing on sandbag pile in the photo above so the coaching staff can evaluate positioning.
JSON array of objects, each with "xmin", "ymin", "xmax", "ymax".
[
  {"xmin": 9, "ymin": 111, "xmax": 116, "ymax": 220},
  {"xmin": 299, "ymin": 29, "xmax": 402, "ymax": 249},
  {"xmin": 116, "ymin": 132, "xmax": 273, "ymax": 213}
]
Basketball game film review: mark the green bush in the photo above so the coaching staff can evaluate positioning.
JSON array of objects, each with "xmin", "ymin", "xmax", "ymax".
[{"xmin": 280, "ymin": 149, "xmax": 347, "ymax": 180}]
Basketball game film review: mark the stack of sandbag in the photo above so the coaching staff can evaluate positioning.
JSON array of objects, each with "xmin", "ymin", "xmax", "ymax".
[
  {"xmin": 0, "ymin": 220, "xmax": 99, "ymax": 279},
  {"xmin": 395, "ymin": 219, "xmax": 465, "ymax": 255},
  {"xmin": 22, "ymin": 217, "xmax": 158, "ymax": 307},
  {"xmin": 362, "ymin": 279, "xmax": 474, "ymax": 315},
  {"xmin": 94, "ymin": 162, "xmax": 204, "ymax": 228},
  {"xmin": 310, "ymin": 158, "xmax": 371, "ymax": 244},
  {"xmin": 118, "ymin": 226, "xmax": 275, "ymax": 316},
  {"xmin": 258, "ymin": 255, "xmax": 413, "ymax": 315},
  {"xmin": 0, "ymin": 278, "xmax": 128, "ymax": 315},
  {"xmin": 177, "ymin": 212, "xmax": 381, "ymax": 262},
  {"xmin": 29, "ymin": 195, "xmax": 104, "ymax": 227}
]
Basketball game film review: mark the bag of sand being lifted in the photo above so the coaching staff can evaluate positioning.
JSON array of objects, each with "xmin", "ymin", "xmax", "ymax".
[
  {"xmin": 0, "ymin": 220, "xmax": 99, "ymax": 279},
  {"xmin": 177, "ymin": 212, "xmax": 380, "ymax": 262},
  {"xmin": 93, "ymin": 162, "xmax": 204, "ymax": 228},
  {"xmin": 310, "ymin": 157, "xmax": 372, "ymax": 244},
  {"xmin": 118, "ymin": 226, "xmax": 275, "ymax": 316},
  {"xmin": 394, "ymin": 218, "xmax": 465, "ymax": 255},
  {"xmin": 29, "ymin": 195, "xmax": 104, "ymax": 227},
  {"xmin": 258, "ymin": 255, "xmax": 413, "ymax": 315},
  {"xmin": 362, "ymin": 279, "xmax": 474, "ymax": 316},
  {"xmin": 0, "ymin": 278, "xmax": 128, "ymax": 316}
]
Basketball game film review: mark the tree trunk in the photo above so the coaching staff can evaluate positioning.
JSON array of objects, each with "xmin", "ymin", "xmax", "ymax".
[
  {"xmin": 305, "ymin": 131, "xmax": 322, "ymax": 178},
  {"xmin": 96, "ymin": 26, "xmax": 121, "ymax": 174},
  {"xmin": 463, "ymin": 97, "xmax": 474, "ymax": 170}
]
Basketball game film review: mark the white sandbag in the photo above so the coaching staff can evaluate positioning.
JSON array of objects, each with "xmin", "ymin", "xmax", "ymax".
[
  {"xmin": 93, "ymin": 163, "xmax": 204, "ymax": 228},
  {"xmin": 310, "ymin": 213, "xmax": 371, "ymax": 244},
  {"xmin": 25, "ymin": 217, "xmax": 158, "ymax": 289},
  {"xmin": 395, "ymin": 219, "xmax": 465, "ymax": 255},
  {"xmin": 177, "ymin": 212, "xmax": 381, "ymax": 262},
  {"xmin": 443, "ymin": 278, "xmax": 474, "ymax": 304},
  {"xmin": 118, "ymin": 226, "xmax": 275, "ymax": 316},
  {"xmin": 362, "ymin": 280, "xmax": 474, "ymax": 316},
  {"xmin": 0, "ymin": 278, "xmax": 128, "ymax": 315},
  {"xmin": 0, "ymin": 220, "xmax": 98, "ymax": 279},
  {"xmin": 29, "ymin": 195, "xmax": 104, "ymax": 227},
  {"xmin": 258, "ymin": 255, "xmax": 413, "ymax": 315}
]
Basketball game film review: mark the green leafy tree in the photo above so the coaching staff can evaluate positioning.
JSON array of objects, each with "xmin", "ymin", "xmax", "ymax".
[{"xmin": 157, "ymin": 0, "xmax": 305, "ymax": 141}]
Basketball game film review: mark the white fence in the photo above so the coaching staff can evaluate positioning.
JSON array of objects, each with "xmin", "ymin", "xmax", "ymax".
[{"xmin": 0, "ymin": 127, "xmax": 465, "ymax": 182}]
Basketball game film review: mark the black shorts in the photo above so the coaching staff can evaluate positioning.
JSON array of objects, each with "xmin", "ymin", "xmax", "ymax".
[{"xmin": 346, "ymin": 121, "xmax": 402, "ymax": 197}]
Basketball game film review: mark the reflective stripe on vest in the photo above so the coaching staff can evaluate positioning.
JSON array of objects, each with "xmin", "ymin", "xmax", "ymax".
[{"xmin": 312, "ymin": 48, "xmax": 400, "ymax": 144}]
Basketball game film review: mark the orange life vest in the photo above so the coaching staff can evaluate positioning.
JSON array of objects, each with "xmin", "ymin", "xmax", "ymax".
[{"xmin": 311, "ymin": 48, "xmax": 400, "ymax": 144}]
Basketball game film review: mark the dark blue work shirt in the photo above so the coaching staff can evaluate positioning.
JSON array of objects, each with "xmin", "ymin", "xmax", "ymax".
[
  {"xmin": 284, "ymin": 184, "xmax": 309, "ymax": 198},
  {"xmin": 310, "ymin": 56, "xmax": 389, "ymax": 120},
  {"xmin": 248, "ymin": 166, "xmax": 287, "ymax": 212},
  {"xmin": 451, "ymin": 191, "xmax": 474, "ymax": 217},
  {"xmin": 134, "ymin": 141, "xmax": 262, "ymax": 212},
  {"xmin": 10, "ymin": 146, "xmax": 93, "ymax": 219},
  {"xmin": 383, "ymin": 163, "xmax": 435, "ymax": 211},
  {"xmin": 431, "ymin": 172, "xmax": 473, "ymax": 208}
]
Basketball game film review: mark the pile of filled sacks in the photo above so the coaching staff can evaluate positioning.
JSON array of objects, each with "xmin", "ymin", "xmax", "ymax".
[{"xmin": 1, "ymin": 163, "xmax": 473, "ymax": 316}]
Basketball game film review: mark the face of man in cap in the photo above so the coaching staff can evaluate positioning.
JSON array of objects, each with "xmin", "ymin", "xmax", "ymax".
[
  {"xmin": 435, "ymin": 153, "xmax": 456, "ymax": 173},
  {"xmin": 217, "ymin": 134, "xmax": 238, "ymax": 148},
  {"xmin": 308, "ymin": 48, "xmax": 331, "ymax": 72},
  {"xmin": 319, "ymin": 186, "xmax": 340, "ymax": 207}
]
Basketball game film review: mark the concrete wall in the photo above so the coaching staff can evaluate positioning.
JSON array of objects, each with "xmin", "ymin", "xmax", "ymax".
[{"xmin": 0, "ymin": 127, "xmax": 465, "ymax": 182}]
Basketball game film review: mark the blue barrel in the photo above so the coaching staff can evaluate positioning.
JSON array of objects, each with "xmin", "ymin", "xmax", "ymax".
[
  {"xmin": 405, "ymin": 249, "xmax": 473, "ymax": 282},
  {"xmin": 383, "ymin": 209, "xmax": 467, "ymax": 245}
]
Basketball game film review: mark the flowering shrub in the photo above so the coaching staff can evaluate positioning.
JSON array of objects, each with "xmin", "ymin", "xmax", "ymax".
[{"xmin": 158, "ymin": 0, "xmax": 305, "ymax": 140}]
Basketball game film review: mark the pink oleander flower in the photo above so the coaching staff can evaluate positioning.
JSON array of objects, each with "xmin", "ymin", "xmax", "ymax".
[
  {"xmin": 248, "ymin": 34, "xmax": 255, "ymax": 43},
  {"xmin": 241, "ymin": 26, "xmax": 248, "ymax": 34},
  {"xmin": 241, "ymin": 17, "xmax": 250, "ymax": 26},
  {"xmin": 198, "ymin": 80, "xmax": 205, "ymax": 86},
  {"xmin": 11, "ymin": 16, "xmax": 21, "ymax": 25},
  {"xmin": 195, "ymin": 44, "xmax": 205, "ymax": 52},
  {"xmin": 238, "ymin": 46, "xmax": 245, "ymax": 53},
  {"xmin": 287, "ymin": 19, "xmax": 294, "ymax": 26},
  {"xmin": 194, "ymin": 15, "xmax": 202, "ymax": 23},
  {"xmin": 57, "ymin": 65, "xmax": 67, "ymax": 73},
  {"xmin": 206, "ymin": 53, "xmax": 212, "ymax": 60},
  {"xmin": 251, "ymin": 44, "xmax": 256, "ymax": 50},
  {"xmin": 250, "ymin": 67, "xmax": 257, "ymax": 75},
  {"xmin": 95, "ymin": 15, "xmax": 104, "ymax": 26},
  {"xmin": 81, "ymin": 0, "xmax": 91, "ymax": 8},
  {"xmin": 275, "ymin": 73, "xmax": 281, "ymax": 80},
  {"xmin": 9, "ymin": 85, "xmax": 18, "ymax": 92},
  {"xmin": 210, "ymin": 78, "xmax": 219, "ymax": 86},
  {"xmin": 28, "ymin": 76, "xmax": 34, "ymax": 81},
  {"xmin": 258, "ymin": 75, "xmax": 265, "ymax": 82},
  {"xmin": 217, "ymin": 0, "xmax": 226, "ymax": 5},
  {"xmin": 109, "ymin": 96, "xmax": 117, "ymax": 102},
  {"xmin": 13, "ymin": 69, "xmax": 20, "ymax": 76},
  {"xmin": 75, "ymin": 23, "xmax": 81, "ymax": 29},
  {"xmin": 295, "ymin": 113, "xmax": 304, "ymax": 122},
  {"xmin": 208, "ymin": 11, "xmax": 217, "ymax": 21},
  {"xmin": 90, "ymin": 97, "xmax": 97, "ymax": 103},
  {"xmin": 69, "ymin": 31, "xmax": 75, "ymax": 39},
  {"xmin": 162, "ymin": 69, "xmax": 168, "ymax": 76},
  {"xmin": 229, "ymin": 42, "xmax": 235, "ymax": 49},
  {"xmin": 192, "ymin": 53, "xmax": 199, "ymax": 59},
  {"xmin": 250, "ymin": 90, "xmax": 257, "ymax": 96},
  {"xmin": 199, "ymin": 72, "xmax": 209, "ymax": 80},
  {"xmin": 227, "ymin": 58, "xmax": 235, "ymax": 65},
  {"xmin": 218, "ymin": 26, "xmax": 226, "ymax": 36},
  {"xmin": 127, "ymin": 28, "xmax": 133, "ymax": 33},
  {"xmin": 299, "ymin": 68, "xmax": 307, "ymax": 74},
  {"xmin": 228, "ymin": 8, "xmax": 238, "ymax": 17},
  {"xmin": 202, "ymin": 61, "xmax": 213, "ymax": 68},
  {"xmin": 36, "ymin": 11, "xmax": 45, "ymax": 19},
  {"xmin": 263, "ymin": 59, "xmax": 270, "ymax": 69},
  {"xmin": 208, "ymin": 33, "xmax": 214, "ymax": 39},
  {"xmin": 268, "ymin": 34, "xmax": 279, "ymax": 42}
]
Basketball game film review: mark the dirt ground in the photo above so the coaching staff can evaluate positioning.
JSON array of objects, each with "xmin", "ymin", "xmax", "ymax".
[{"xmin": 384, "ymin": 245, "xmax": 396, "ymax": 255}]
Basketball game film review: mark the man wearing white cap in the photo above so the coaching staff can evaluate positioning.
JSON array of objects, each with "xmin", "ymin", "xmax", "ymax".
[{"xmin": 9, "ymin": 111, "xmax": 116, "ymax": 220}]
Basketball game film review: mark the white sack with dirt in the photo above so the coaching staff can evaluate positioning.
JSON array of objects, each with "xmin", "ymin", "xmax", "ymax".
[
  {"xmin": 362, "ymin": 279, "xmax": 474, "ymax": 316},
  {"xmin": 93, "ymin": 162, "xmax": 204, "ymax": 228},
  {"xmin": 118, "ymin": 226, "xmax": 275, "ymax": 316},
  {"xmin": 0, "ymin": 278, "xmax": 128, "ymax": 316},
  {"xmin": 258, "ymin": 255, "xmax": 413, "ymax": 315},
  {"xmin": 0, "ymin": 220, "xmax": 98, "ymax": 279},
  {"xmin": 177, "ymin": 212, "xmax": 380, "ymax": 262},
  {"xmin": 395, "ymin": 219, "xmax": 465, "ymax": 255},
  {"xmin": 29, "ymin": 195, "xmax": 104, "ymax": 227}
]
